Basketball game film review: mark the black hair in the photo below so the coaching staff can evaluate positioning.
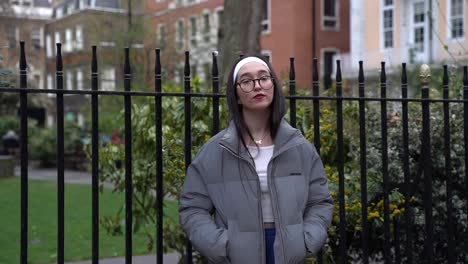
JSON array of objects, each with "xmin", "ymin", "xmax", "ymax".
[{"xmin": 226, "ymin": 54, "xmax": 287, "ymax": 148}]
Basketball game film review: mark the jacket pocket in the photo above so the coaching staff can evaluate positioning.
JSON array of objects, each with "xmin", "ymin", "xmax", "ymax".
[{"xmin": 282, "ymin": 224, "xmax": 307, "ymax": 263}]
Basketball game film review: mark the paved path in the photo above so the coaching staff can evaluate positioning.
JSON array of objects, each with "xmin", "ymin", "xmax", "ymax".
[{"xmin": 14, "ymin": 166, "xmax": 181, "ymax": 264}]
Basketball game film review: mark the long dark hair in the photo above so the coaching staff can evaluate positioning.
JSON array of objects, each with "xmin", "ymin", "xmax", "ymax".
[{"xmin": 226, "ymin": 54, "xmax": 286, "ymax": 148}]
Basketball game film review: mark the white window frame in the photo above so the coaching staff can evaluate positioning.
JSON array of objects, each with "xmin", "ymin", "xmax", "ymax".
[
  {"xmin": 31, "ymin": 26, "xmax": 42, "ymax": 49},
  {"xmin": 65, "ymin": 28, "xmax": 73, "ymax": 53},
  {"xmin": 410, "ymin": 1, "xmax": 426, "ymax": 54},
  {"xmin": 321, "ymin": 0, "xmax": 339, "ymax": 31},
  {"xmin": 157, "ymin": 23, "xmax": 166, "ymax": 50},
  {"xmin": 189, "ymin": 16, "xmax": 198, "ymax": 48},
  {"xmin": 46, "ymin": 35, "xmax": 53, "ymax": 57},
  {"xmin": 215, "ymin": 7, "xmax": 223, "ymax": 29},
  {"xmin": 76, "ymin": 68, "xmax": 84, "ymax": 90},
  {"xmin": 176, "ymin": 19, "xmax": 185, "ymax": 51},
  {"xmin": 101, "ymin": 68, "xmax": 116, "ymax": 91},
  {"xmin": 202, "ymin": 11, "xmax": 211, "ymax": 43},
  {"xmin": 75, "ymin": 25, "xmax": 83, "ymax": 50},
  {"xmin": 261, "ymin": 0, "xmax": 271, "ymax": 34},
  {"xmin": 380, "ymin": 0, "xmax": 394, "ymax": 50},
  {"xmin": 447, "ymin": 0, "xmax": 465, "ymax": 40},
  {"xmin": 261, "ymin": 50, "xmax": 272, "ymax": 63},
  {"xmin": 66, "ymin": 70, "xmax": 73, "ymax": 90},
  {"xmin": 321, "ymin": 48, "xmax": 339, "ymax": 88},
  {"xmin": 56, "ymin": 7, "xmax": 63, "ymax": 18}
]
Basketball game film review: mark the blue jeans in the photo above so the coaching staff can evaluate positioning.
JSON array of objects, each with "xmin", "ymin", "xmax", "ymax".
[{"xmin": 265, "ymin": 228, "xmax": 275, "ymax": 264}]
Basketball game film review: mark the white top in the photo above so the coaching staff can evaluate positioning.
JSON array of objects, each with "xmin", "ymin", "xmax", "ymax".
[{"xmin": 248, "ymin": 145, "xmax": 275, "ymax": 223}]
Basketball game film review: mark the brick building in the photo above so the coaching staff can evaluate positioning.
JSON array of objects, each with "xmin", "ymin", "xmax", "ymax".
[{"xmin": 145, "ymin": 0, "xmax": 350, "ymax": 89}]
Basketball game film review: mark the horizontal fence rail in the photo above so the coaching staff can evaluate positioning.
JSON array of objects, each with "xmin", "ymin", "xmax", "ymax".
[{"xmin": 2, "ymin": 41, "xmax": 468, "ymax": 263}]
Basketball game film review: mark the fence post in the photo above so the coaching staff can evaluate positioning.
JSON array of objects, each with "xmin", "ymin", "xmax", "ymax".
[
  {"xmin": 123, "ymin": 47, "xmax": 133, "ymax": 264},
  {"xmin": 184, "ymin": 51, "xmax": 193, "ymax": 264},
  {"xmin": 19, "ymin": 41, "xmax": 29, "ymax": 264},
  {"xmin": 289, "ymin": 57, "xmax": 296, "ymax": 128},
  {"xmin": 91, "ymin": 45, "xmax": 100, "ymax": 264},
  {"xmin": 420, "ymin": 64, "xmax": 433, "ymax": 263}
]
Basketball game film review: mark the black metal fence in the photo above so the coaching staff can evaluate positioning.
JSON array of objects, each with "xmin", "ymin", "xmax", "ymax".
[{"xmin": 1, "ymin": 41, "xmax": 468, "ymax": 264}]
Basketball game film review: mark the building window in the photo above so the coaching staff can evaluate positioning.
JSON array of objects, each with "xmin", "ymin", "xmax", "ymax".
[
  {"xmin": 412, "ymin": 1, "xmax": 425, "ymax": 52},
  {"xmin": 382, "ymin": 0, "xmax": 393, "ymax": 49},
  {"xmin": 157, "ymin": 24, "xmax": 166, "ymax": 50},
  {"xmin": 75, "ymin": 25, "xmax": 83, "ymax": 50},
  {"xmin": 101, "ymin": 68, "xmax": 116, "ymax": 91},
  {"xmin": 56, "ymin": 7, "xmax": 63, "ymax": 18},
  {"xmin": 31, "ymin": 26, "xmax": 41, "ymax": 49},
  {"xmin": 449, "ymin": 0, "xmax": 464, "ymax": 39},
  {"xmin": 189, "ymin": 17, "xmax": 197, "ymax": 48},
  {"xmin": 46, "ymin": 35, "xmax": 53, "ymax": 57},
  {"xmin": 65, "ymin": 28, "xmax": 73, "ymax": 52},
  {"xmin": 176, "ymin": 19, "xmax": 184, "ymax": 51},
  {"xmin": 7, "ymin": 25, "xmax": 18, "ymax": 48},
  {"xmin": 216, "ymin": 9, "xmax": 224, "ymax": 28},
  {"xmin": 261, "ymin": 0, "xmax": 270, "ymax": 33},
  {"xmin": 66, "ymin": 70, "xmax": 74, "ymax": 90},
  {"xmin": 322, "ymin": 0, "xmax": 338, "ymax": 30},
  {"xmin": 323, "ymin": 50, "xmax": 337, "ymax": 89},
  {"xmin": 47, "ymin": 74, "xmax": 53, "ymax": 89},
  {"xmin": 261, "ymin": 50, "xmax": 272, "ymax": 62},
  {"xmin": 203, "ymin": 12, "xmax": 210, "ymax": 42},
  {"xmin": 76, "ymin": 69, "xmax": 83, "ymax": 90}
]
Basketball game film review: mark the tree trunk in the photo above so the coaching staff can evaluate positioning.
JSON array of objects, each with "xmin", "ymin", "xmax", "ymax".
[{"xmin": 218, "ymin": 0, "xmax": 263, "ymax": 83}]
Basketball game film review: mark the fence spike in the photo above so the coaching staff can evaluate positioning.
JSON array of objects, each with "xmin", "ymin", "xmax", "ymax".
[
  {"xmin": 336, "ymin": 60, "xmax": 342, "ymax": 82},
  {"xmin": 358, "ymin": 61, "xmax": 364, "ymax": 83},
  {"xmin": 184, "ymin": 51, "xmax": 190, "ymax": 77},
  {"xmin": 56, "ymin": 43, "xmax": 62, "ymax": 72},
  {"xmin": 443, "ymin": 65, "xmax": 449, "ymax": 86},
  {"xmin": 124, "ymin": 48, "xmax": 131, "ymax": 75},
  {"xmin": 20, "ymin": 41, "xmax": 27, "ymax": 71},
  {"xmin": 380, "ymin": 62, "xmax": 386, "ymax": 83},
  {"xmin": 155, "ymin": 49, "xmax": 161, "ymax": 77},
  {"xmin": 212, "ymin": 51, "xmax": 218, "ymax": 77},
  {"xmin": 313, "ymin": 58, "xmax": 318, "ymax": 82},
  {"xmin": 464, "ymin": 66, "xmax": 468, "ymax": 87},
  {"xmin": 289, "ymin": 57, "xmax": 295, "ymax": 80},
  {"xmin": 92, "ymin": 46, "xmax": 97, "ymax": 73},
  {"xmin": 239, "ymin": 53, "xmax": 244, "ymax": 58},
  {"xmin": 402, "ymin": 63, "xmax": 407, "ymax": 84}
]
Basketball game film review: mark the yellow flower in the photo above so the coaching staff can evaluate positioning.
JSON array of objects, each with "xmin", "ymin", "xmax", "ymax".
[
  {"xmin": 368, "ymin": 211, "xmax": 380, "ymax": 219},
  {"xmin": 392, "ymin": 209, "xmax": 402, "ymax": 216}
]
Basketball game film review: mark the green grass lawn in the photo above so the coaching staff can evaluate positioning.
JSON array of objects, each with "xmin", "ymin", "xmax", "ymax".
[{"xmin": 0, "ymin": 177, "xmax": 178, "ymax": 264}]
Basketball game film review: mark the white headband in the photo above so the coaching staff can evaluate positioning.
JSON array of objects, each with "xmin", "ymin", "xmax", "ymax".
[{"xmin": 233, "ymin": 57, "xmax": 270, "ymax": 81}]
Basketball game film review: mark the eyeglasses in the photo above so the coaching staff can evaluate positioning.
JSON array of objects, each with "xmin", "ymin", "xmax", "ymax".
[{"xmin": 236, "ymin": 76, "xmax": 274, "ymax": 93}]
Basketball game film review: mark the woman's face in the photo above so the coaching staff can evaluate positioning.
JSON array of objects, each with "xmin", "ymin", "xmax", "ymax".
[{"xmin": 235, "ymin": 61, "xmax": 274, "ymax": 112}]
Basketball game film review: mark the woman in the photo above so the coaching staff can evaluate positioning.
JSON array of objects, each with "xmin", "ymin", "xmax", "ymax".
[{"xmin": 179, "ymin": 55, "xmax": 333, "ymax": 264}]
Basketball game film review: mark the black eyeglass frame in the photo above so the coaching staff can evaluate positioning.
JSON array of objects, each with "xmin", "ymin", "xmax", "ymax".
[{"xmin": 236, "ymin": 76, "xmax": 275, "ymax": 93}]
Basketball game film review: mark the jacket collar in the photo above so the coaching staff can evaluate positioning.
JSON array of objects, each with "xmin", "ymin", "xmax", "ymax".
[{"xmin": 219, "ymin": 119, "xmax": 303, "ymax": 158}]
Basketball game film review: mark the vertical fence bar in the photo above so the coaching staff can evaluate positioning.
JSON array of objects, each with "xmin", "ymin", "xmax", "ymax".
[
  {"xmin": 154, "ymin": 48, "xmax": 163, "ymax": 264},
  {"xmin": 358, "ymin": 61, "xmax": 369, "ymax": 264},
  {"xmin": 19, "ymin": 41, "xmax": 29, "ymax": 264},
  {"xmin": 379, "ymin": 62, "xmax": 391, "ymax": 264},
  {"xmin": 336, "ymin": 60, "xmax": 347, "ymax": 263},
  {"xmin": 401, "ymin": 63, "xmax": 413, "ymax": 264},
  {"xmin": 184, "ymin": 51, "xmax": 193, "ymax": 264},
  {"xmin": 212, "ymin": 52, "xmax": 220, "ymax": 135},
  {"xmin": 420, "ymin": 64, "xmax": 433, "ymax": 264},
  {"xmin": 91, "ymin": 46, "xmax": 100, "ymax": 264},
  {"xmin": 124, "ymin": 47, "xmax": 133, "ymax": 264},
  {"xmin": 312, "ymin": 58, "xmax": 323, "ymax": 264},
  {"xmin": 464, "ymin": 66, "xmax": 468, "ymax": 222},
  {"xmin": 289, "ymin": 57, "xmax": 296, "ymax": 128},
  {"xmin": 56, "ymin": 43, "xmax": 65, "ymax": 264},
  {"xmin": 442, "ymin": 65, "xmax": 455, "ymax": 264}
]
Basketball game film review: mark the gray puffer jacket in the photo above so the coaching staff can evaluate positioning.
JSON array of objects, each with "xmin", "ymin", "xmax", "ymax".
[{"xmin": 179, "ymin": 120, "xmax": 333, "ymax": 264}]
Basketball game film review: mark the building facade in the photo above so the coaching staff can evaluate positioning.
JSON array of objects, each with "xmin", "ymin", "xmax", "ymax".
[
  {"xmin": 145, "ymin": 0, "xmax": 350, "ymax": 89},
  {"xmin": 342, "ymin": 0, "xmax": 467, "ymax": 77}
]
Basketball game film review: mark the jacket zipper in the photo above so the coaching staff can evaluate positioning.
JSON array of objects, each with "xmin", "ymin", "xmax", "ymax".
[
  {"xmin": 220, "ymin": 138, "xmax": 306, "ymax": 264},
  {"xmin": 219, "ymin": 143, "xmax": 266, "ymax": 264}
]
